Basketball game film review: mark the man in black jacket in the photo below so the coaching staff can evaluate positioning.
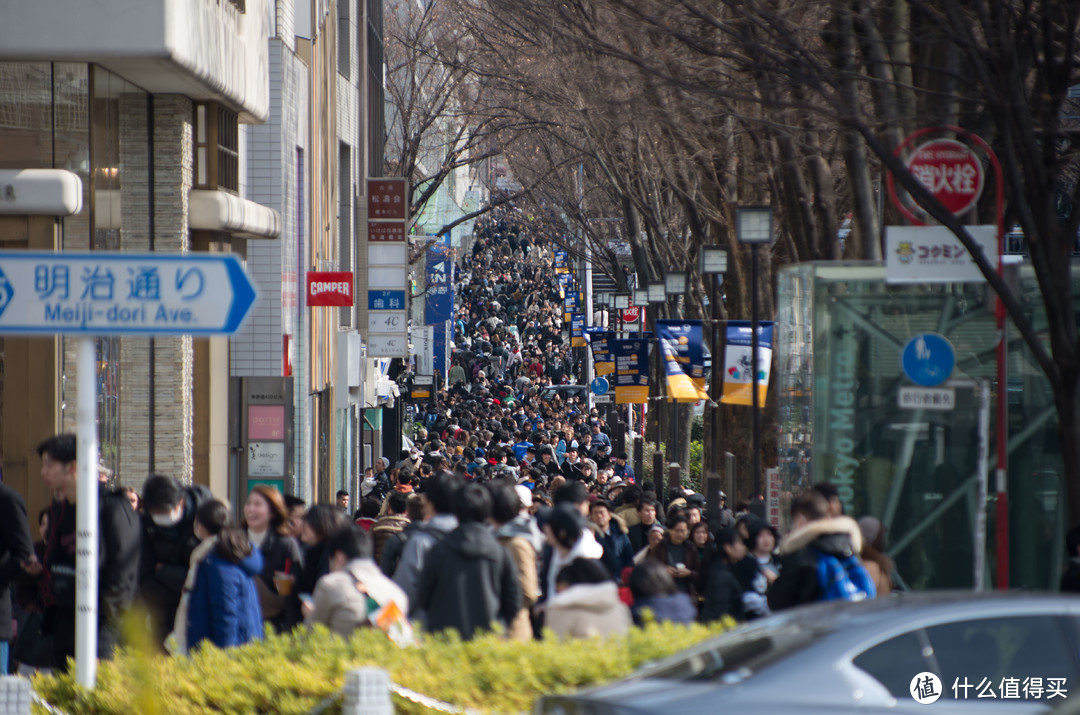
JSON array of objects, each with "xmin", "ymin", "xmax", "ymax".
[
  {"xmin": 414, "ymin": 483, "xmax": 520, "ymax": 639},
  {"xmin": 35, "ymin": 433, "xmax": 140, "ymax": 669},
  {"xmin": 0, "ymin": 479, "xmax": 34, "ymax": 672},
  {"xmin": 138, "ymin": 474, "xmax": 212, "ymax": 648}
]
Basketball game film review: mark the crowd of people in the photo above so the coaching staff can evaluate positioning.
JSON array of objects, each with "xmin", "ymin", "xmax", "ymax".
[{"xmin": 0, "ymin": 205, "xmax": 913, "ymax": 681}]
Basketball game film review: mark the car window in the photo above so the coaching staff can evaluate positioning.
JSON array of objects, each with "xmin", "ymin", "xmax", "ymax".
[
  {"xmin": 852, "ymin": 631, "xmax": 931, "ymax": 697},
  {"xmin": 855, "ymin": 615, "xmax": 1078, "ymax": 701},
  {"xmin": 640, "ymin": 624, "xmax": 821, "ymax": 683},
  {"xmin": 926, "ymin": 616, "xmax": 1077, "ymax": 699}
]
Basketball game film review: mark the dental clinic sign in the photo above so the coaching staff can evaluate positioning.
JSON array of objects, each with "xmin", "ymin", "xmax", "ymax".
[{"xmin": 0, "ymin": 251, "xmax": 257, "ymax": 335}]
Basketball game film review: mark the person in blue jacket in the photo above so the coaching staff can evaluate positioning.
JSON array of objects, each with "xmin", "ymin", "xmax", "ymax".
[{"xmin": 184, "ymin": 500, "xmax": 264, "ymax": 652}]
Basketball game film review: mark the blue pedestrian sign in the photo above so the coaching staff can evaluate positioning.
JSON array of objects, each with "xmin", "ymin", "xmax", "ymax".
[
  {"xmin": 902, "ymin": 333, "xmax": 955, "ymax": 387},
  {"xmin": 590, "ymin": 377, "xmax": 609, "ymax": 396},
  {"xmin": 0, "ymin": 251, "xmax": 256, "ymax": 336}
]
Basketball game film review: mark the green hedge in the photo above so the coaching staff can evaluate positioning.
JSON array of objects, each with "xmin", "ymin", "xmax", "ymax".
[{"xmin": 32, "ymin": 618, "xmax": 730, "ymax": 714}]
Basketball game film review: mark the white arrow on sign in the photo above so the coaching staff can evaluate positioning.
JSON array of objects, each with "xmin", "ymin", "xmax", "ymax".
[{"xmin": 0, "ymin": 251, "xmax": 257, "ymax": 336}]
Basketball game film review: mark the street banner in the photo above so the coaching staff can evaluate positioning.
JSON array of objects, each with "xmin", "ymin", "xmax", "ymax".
[
  {"xmin": 554, "ymin": 250, "xmax": 569, "ymax": 274},
  {"xmin": 570, "ymin": 312, "xmax": 586, "ymax": 347},
  {"xmin": 656, "ymin": 320, "xmax": 708, "ymax": 402},
  {"xmin": 721, "ymin": 321, "xmax": 774, "ymax": 406},
  {"xmin": 613, "ymin": 338, "xmax": 650, "ymax": 404},
  {"xmin": 585, "ymin": 328, "xmax": 615, "ymax": 376},
  {"xmin": 563, "ymin": 291, "xmax": 581, "ymax": 321},
  {"xmin": 558, "ymin": 273, "xmax": 574, "ymax": 292},
  {"xmin": 425, "ymin": 245, "xmax": 454, "ymax": 374}
]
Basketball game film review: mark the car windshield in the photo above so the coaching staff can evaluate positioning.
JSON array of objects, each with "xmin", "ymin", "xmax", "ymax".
[{"xmin": 638, "ymin": 622, "xmax": 825, "ymax": 683}]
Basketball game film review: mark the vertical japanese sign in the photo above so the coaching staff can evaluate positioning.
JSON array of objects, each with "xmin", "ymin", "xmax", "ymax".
[
  {"xmin": 612, "ymin": 338, "xmax": 650, "ymax": 404},
  {"xmin": 656, "ymin": 320, "xmax": 709, "ymax": 402},
  {"xmin": 366, "ymin": 178, "xmax": 407, "ymax": 220},
  {"xmin": 570, "ymin": 312, "xmax": 586, "ymax": 347},
  {"xmin": 721, "ymin": 321, "xmax": 774, "ymax": 406},
  {"xmin": 585, "ymin": 328, "xmax": 615, "ymax": 376},
  {"xmin": 425, "ymin": 244, "xmax": 454, "ymax": 376}
]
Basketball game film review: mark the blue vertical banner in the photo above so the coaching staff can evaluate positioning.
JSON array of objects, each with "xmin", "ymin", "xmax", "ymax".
[
  {"xmin": 570, "ymin": 312, "xmax": 586, "ymax": 347},
  {"xmin": 721, "ymin": 321, "xmax": 774, "ymax": 406},
  {"xmin": 585, "ymin": 328, "xmax": 615, "ymax": 376},
  {"xmin": 612, "ymin": 338, "xmax": 650, "ymax": 404},
  {"xmin": 555, "ymin": 250, "xmax": 569, "ymax": 274},
  {"xmin": 655, "ymin": 320, "xmax": 709, "ymax": 402},
  {"xmin": 425, "ymin": 245, "xmax": 454, "ymax": 376}
]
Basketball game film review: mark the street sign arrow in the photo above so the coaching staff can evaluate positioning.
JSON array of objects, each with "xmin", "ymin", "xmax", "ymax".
[{"xmin": 0, "ymin": 251, "xmax": 258, "ymax": 336}]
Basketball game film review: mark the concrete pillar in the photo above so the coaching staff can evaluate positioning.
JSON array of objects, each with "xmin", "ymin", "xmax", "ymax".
[{"xmin": 343, "ymin": 667, "xmax": 393, "ymax": 715}]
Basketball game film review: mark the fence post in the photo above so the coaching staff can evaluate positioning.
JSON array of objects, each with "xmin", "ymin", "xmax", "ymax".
[
  {"xmin": 343, "ymin": 667, "xmax": 393, "ymax": 715},
  {"xmin": 0, "ymin": 676, "xmax": 31, "ymax": 715}
]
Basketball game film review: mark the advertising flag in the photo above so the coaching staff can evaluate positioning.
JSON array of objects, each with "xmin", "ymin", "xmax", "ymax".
[
  {"xmin": 554, "ymin": 250, "xmax": 569, "ymax": 274},
  {"xmin": 656, "ymin": 320, "xmax": 709, "ymax": 402},
  {"xmin": 721, "ymin": 321, "xmax": 774, "ymax": 406},
  {"xmin": 563, "ymin": 291, "xmax": 581, "ymax": 321},
  {"xmin": 613, "ymin": 338, "xmax": 650, "ymax": 404},
  {"xmin": 585, "ymin": 328, "xmax": 615, "ymax": 376},
  {"xmin": 558, "ymin": 273, "xmax": 574, "ymax": 292},
  {"xmin": 570, "ymin": 312, "xmax": 586, "ymax": 347}
]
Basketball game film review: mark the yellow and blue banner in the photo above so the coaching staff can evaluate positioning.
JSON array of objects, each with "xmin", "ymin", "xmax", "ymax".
[
  {"xmin": 613, "ymin": 338, "xmax": 650, "ymax": 404},
  {"xmin": 721, "ymin": 321, "xmax": 774, "ymax": 406},
  {"xmin": 558, "ymin": 273, "xmax": 574, "ymax": 294},
  {"xmin": 585, "ymin": 328, "xmax": 615, "ymax": 376},
  {"xmin": 570, "ymin": 312, "xmax": 586, "ymax": 347},
  {"xmin": 555, "ymin": 250, "xmax": 570, "ymax": 274},
  {"xmin": 563, "ymin": 291, "xmax": 581, "ymax": 322},
  {"xmin": 656, "ymin": 320, "xmax": 709, "ymax": 402}
]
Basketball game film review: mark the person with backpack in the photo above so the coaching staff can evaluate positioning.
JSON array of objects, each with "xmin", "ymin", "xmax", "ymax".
[{"xmin": 768, "ymin": 491, "xmax": 875, "ymax": 611}]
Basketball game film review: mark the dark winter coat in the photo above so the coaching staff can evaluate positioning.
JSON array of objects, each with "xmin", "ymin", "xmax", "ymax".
[
  {"xmin": 253, "ymin": 530, "xmax": 304, "ymax": 631},
  {"xmin": 700, "ymin": 558, "xmax": 744, "ymax": 623},
  {"xmin": 0, "ymin": 483, "xmax": 34, "ymax": 639},
  {"xmin": 42, "ymin": 486, "xmax": 140, "ymax": 667},
  {"xmin": 595, "ymin": 527, "xmax": 634, "ymax": 583},
  {"xmin": 768, "ymin": 516, "xmax": 864, "ymax": 612},
  {"xmin": 186, "ymin": 550, "xmax": 264, "ymax": 651},
  {"xmin": 414, "ymin": 522, "xmax": 521, "ymax": 640},
  {"xmin": 648, "ymin": 537, "xmax": 701, "ymax": 600},
  {"xmin": 138, "ymin": 484, "xmax": 213, "ymax": 637},
  {"xmin": 631, "ymin": 592, "xmax": 698, "ymax": 626}
]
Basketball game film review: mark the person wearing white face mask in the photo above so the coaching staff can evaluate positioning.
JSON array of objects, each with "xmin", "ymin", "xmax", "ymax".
[{"xmin": 138, "ymin": 474, "xmax": 213, "ymax": 650}]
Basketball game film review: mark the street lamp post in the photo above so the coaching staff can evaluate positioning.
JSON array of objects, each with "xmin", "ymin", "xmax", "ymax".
[
  {"xmin": 647, "ymin": 281, "xmax": 666, "ymax": 457},
  {"xmin": 700, "ymin": 246, "xmax": 728, "ymax": 478},
  {"xmin": 663, "ymin": 269, "xmax": 688, "ymax": 475},
  {"xmin": 736, "ymin": 207, "xmax": 773, "ymax": 500}
]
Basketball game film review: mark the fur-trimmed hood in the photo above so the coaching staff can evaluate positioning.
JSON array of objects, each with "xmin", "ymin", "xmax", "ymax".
[{"xmin": 778, "ymin": 516, "xmax": 862, "ymax": 557}]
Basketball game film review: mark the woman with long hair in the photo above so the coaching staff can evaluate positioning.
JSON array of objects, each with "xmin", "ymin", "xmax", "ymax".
[
  {"xmin": 171, "ymin": 500, "xmax": 263, "ymax": 653},
  {"xmin": 241, "ymin": 486, "xmax": 304, "ymax": 631},
  {"xmin": 296, "ymin": 504, "xmax": 351, "ymax": 597}
]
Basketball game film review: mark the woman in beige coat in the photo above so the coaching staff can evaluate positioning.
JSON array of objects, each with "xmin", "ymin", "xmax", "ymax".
[
  {"xmin": 545, "ymin": 558, "xmax": 631, "ymax": 639},
  {"xmin": 491, "ymin": 482, "xmax": 541, "ymax": 641}
]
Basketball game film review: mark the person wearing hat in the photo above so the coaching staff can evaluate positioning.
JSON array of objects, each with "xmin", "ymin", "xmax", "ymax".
[{"xmin": 612, "ymin": 452, "xmax": 635, "ymax": 484}]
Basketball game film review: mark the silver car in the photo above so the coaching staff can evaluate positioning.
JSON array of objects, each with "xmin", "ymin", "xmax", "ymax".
[{"xmin": 535, "ymin": 593, "xmax": 1080, "ymax": 714}]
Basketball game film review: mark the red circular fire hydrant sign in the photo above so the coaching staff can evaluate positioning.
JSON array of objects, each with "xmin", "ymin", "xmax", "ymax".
[{"xmin": 905, "ymin": 138, "xmax": 985, "ymax": 216}]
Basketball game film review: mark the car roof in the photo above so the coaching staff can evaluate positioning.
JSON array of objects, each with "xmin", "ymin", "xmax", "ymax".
[{"xmin": 635, "ymin": 591, "xmax": 1080, "ymax": 679}]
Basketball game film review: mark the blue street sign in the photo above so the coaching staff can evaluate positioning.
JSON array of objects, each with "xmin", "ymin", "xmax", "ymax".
[
  {"xmin": 902, "ymin": 333, "xmax": 955, "ymax": 387},
  {"xmin": 368, "ymin": 290, "xmax": 406, "ymax": 310},
  {"xmin": 0, "ymin": 251, "xmax": 256, "ymax": 336},
  {"xmin": 590, "ymin": 377, "xmax": 609, "ymax": 396}
]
